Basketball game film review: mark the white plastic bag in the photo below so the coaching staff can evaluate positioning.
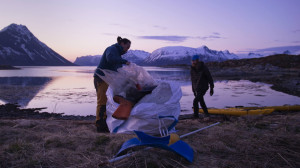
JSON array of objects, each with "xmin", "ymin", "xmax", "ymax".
[
  {"xmin": 106, "ymin": 81, "xmax": 182, "ymax": 135},
  {"xmin": 96, "ymin": 64, "xmax": 182, "ymax": 135},
  {"xmin": 96, "ymin": 63, "xmax": 156, "ymax": 97}
]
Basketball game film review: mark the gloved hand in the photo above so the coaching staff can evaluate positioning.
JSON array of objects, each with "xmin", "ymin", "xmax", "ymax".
[{"xmin": 210, "ymin": 88, "xmax": 214, "ymax": 96}]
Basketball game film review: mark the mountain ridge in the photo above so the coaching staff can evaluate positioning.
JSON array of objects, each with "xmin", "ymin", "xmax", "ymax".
[
  {"xmin": 0, "ymin": 24, "xmax": 75, "ymax": 66},
  {"xmin": 74, "ymin": 46, "xmax": 239, "ymax": 66}
]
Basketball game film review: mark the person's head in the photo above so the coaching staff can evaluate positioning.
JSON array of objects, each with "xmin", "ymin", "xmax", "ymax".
[
  {"xmin": 117, "ymin": 36, "xmax": 131, "ymax": 53},
  {"xmin": 191, "ymin": 55, "xmax": 199, "ymax": 66}
]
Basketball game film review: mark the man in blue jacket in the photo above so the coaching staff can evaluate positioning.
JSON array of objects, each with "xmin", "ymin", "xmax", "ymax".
[{"xmin": 94, "ymin": 36, "xmax": 131, "ymax": 132}]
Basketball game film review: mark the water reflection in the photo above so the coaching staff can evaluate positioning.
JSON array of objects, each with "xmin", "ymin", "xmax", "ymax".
[
  {"xmin": 180, "ymin": 80, "xmax": 300, "ymax": 113},
  {"xmin": 0, "ymin": 66, "xmax": 299, "ymax": 116},
  {"xmin": 148, "ymin": 70, "xmax": 190, "ymax": 81},
  {"xmin": 0, "ymin": 77, "xmax": 52, "ymax": 106},
  {"xmin": 26, "ymin": 76, "xmax": 97, "ymax": 116}
]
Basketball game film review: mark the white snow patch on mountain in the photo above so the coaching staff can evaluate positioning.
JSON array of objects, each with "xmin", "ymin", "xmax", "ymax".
[
  {"xmin": 34, "ymin": 49, "xmax": 47, "ymax": 60},
  {"xmin": 2, "ymin": 47, "xmax": 21, "ymax": 56},
  {"xmin": 124, "ymin": 50, "xmax": 150, "ymax": 59},
  {"xmin": 3, "ymin": 47, "xmax": 12, "ymax": 55},
  {"xmin": 21, "ymin": 44, "xmax": 34, "ymax": 60},
  {"xmin": 145, "ymin": 45, "xmax": 238, "ymax": 64}
]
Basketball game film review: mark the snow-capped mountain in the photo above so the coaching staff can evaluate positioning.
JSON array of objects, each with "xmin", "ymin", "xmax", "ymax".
[
  {"xmin": 74, "ymin": 55, "xmax": 101, "ymax": 66},
  {"xmin": 143, "ymin": 46, "xmax": 238, "ymax": 66},
  {"xmin": 122, "ymin": 50, "xmax": 150, "ymax": 65},
  {"xmin": 74, "ymin": 50, "xmax": 150, "ymax": 66},
  {"xmin": 0, "ymin": 24, "xmax": 74, "ymax": 66},
  {"xmin": 237, "ymin": 46, "xmax": 300, "ymax": 59}
]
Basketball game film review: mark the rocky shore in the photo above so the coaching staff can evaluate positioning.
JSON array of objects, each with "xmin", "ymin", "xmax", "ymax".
[
  {"xmin": 0, "ymin": 65, "xmax": 20, "ymax": 70},
  {"xmin": 0, "ymin": 103, "xmax": 95, "ymax": 120}
]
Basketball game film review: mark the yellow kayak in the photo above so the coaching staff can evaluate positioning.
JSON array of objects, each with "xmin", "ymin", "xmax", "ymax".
[
  {"xmin": 240, "ymin": 105, "xmax": 300, "ymax": 111},
  {"xmin": 199, "ymin": 108, "xmax": 274, "ymax": 116},
  {"xmin": 198, "ymin": 105, "xmax": 300, "ymax": 116}
]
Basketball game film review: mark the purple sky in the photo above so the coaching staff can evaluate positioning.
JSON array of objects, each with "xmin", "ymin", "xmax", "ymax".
[{"xmin": 1, "ymin": 0, "xmax": 300, "ymax": 62}]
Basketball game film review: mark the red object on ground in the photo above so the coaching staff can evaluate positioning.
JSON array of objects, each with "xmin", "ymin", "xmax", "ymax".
[
  {"xmin": 136, "ymin": 84, "xmax": 142, "ymax": 91},
  {"xmin": 112, "ymin": 96, "xmax": 134, "ymax": 120}
]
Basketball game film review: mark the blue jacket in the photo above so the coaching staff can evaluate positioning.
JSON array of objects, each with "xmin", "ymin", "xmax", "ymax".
[{"xmin": 94, "ymin": 43, "xmax": 128, "ymax": 79}]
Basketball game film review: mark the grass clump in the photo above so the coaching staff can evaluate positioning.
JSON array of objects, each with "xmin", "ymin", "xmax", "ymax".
[
  {"xmin": 45, "ymin": 137, "xmax": 75, "ymax": 150},
  {"xmin": 6, "ymin": 143, "xmax": 23, "ymax": 153},
  {"xmin": 95, "ymin": 135, "xmax": 110, "ymax": 146},
  {"xmin": 6, "ymin": 142, "xmax": 32, "ymax": 154}
]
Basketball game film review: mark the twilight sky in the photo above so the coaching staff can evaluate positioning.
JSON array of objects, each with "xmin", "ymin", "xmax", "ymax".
[{"xmin": 1, "ymin": 0, "xmax": 300, "ymax": 62}]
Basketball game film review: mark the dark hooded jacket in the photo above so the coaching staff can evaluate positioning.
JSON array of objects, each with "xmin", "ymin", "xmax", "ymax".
[
  {"xmin": 94, "ymin": 43, "xmax": 128, "ymax": 80},
  {"xmin": 190, "ymin": 61, "xmax": 214, "ymax": 93}
]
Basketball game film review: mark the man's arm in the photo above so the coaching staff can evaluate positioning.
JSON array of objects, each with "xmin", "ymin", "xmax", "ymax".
[
  {"xmin": 106, "ymin": 47, "xmax": 128, "ymax": 65},
  {"xmin": 204, "ymin": 65, "xmax": 214, "ymax": 96},
  {"xmin": 190, "ymin": 69, "xmax": 196, "ymax": 93},
  {"xmin": 204, "ymin": 65, "xmax": 214, "ymax": 88}
]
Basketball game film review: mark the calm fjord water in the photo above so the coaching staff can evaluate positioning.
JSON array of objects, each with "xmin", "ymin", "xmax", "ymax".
[{"xmin": 0, "ymin": 66, "xmax": 299, "ymax": 116}]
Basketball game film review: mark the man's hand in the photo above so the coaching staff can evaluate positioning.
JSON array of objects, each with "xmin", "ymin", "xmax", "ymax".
[
  {"xmin": 210, "ymin": 88, "xmax": 214, "ymax": 96},
  {"xmin": 126, "ymin": 62, "xmax": 131, "ymax": 65}
]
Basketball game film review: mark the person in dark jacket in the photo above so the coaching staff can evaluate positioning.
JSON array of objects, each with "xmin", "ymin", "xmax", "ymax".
[
  {"xmin": 190, "ymin": 55, "xmax": 214, "ymax": 118},
  {"xmin": 93, "ymin": 36, "xmax": 131, "ymax": 132}
]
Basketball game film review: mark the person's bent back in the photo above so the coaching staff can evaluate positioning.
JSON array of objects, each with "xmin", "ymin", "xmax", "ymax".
[{"xmin": 93, "ymin": 36, "xmax": 131, "ymax": 133}]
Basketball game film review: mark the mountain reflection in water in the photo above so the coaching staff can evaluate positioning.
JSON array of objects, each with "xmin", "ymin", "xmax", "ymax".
[{"xmin": 0, "ymin": 77, "xmax": 52, "ymax": 106}]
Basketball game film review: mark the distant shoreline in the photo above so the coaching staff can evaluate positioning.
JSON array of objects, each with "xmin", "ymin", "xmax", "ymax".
[
  {"xmin": 0, "ymin": 103, "xmax": 95, "ymax": 120},
  {"xmin": 0, "ymin": 65, "xmax": 21, "ymax": 70}
]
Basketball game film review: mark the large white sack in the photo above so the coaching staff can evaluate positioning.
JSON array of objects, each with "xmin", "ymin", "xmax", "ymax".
[
  {"xmin": 106, "ymin": 81, "xmax": 182, "ymax": 135},
  {"xmin": 96, "ymin": 63, "xmax": 182, "ymax": 135}
]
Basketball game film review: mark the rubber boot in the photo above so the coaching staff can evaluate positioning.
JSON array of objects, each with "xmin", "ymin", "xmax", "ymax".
[
  {"xmin": 96, "ymin": 105, "xmax": 109, "ymax": 133},
  {"xmin": 193, "ymin": 107, "xmax": 199, "ymax": 118},
  {"xmin": 112, "ymin": 95, "xmax": 134, "ymax": 120}
]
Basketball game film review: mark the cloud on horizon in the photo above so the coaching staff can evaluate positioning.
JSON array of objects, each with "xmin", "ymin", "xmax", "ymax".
[
  {"xmin": 138, "ymin": 36, "xmax": 189, "ymax": 42},
  {"xmin": 105, "ymin": 31, "xmax": 224, "ymax": 43},
  {"xmin": 195, "ymin": 35, "xmax": 222, "ymax": 40},
  {"xmin": 138, "ymin": 33, "xmax": 223, "ymax": 42}
]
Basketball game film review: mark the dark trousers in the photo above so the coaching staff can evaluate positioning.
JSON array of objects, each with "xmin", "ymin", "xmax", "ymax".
[{"xmin": 193, "ymin": 88, "xmax": 209, "ymax": 117}]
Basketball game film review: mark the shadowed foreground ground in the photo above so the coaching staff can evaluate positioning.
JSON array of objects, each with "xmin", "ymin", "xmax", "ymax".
[{"xmin": 0, "ymin": 111, "xmax": 299, "ymax": 168}]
